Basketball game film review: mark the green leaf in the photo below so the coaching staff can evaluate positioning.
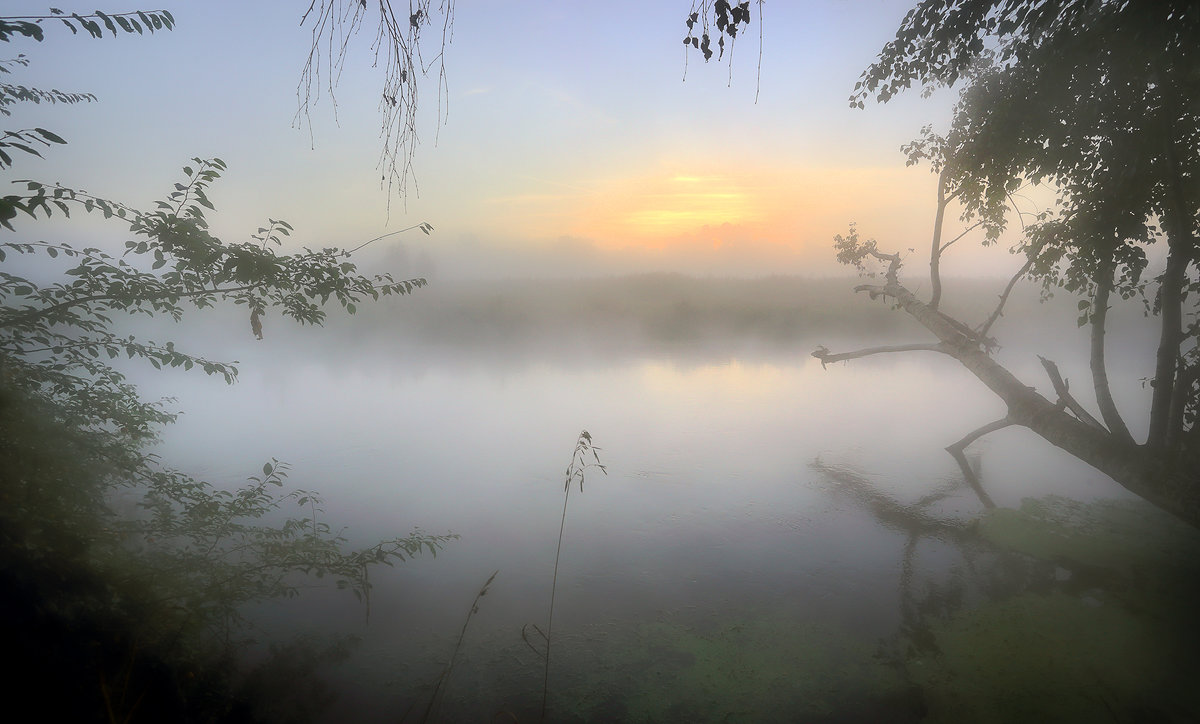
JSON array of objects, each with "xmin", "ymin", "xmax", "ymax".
[
  {"xmin": 95, "ymin": 11, "xmax": 117, "ymax": 36},
  {"xmin": 34, "ymin": 128, "xmax": 66, "ymax": 144}
]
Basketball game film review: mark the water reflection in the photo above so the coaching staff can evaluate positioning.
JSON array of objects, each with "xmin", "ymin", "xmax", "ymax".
[
  {"xmin": 142, "ymin": 336, "xmax": 1183, "ymax": 722},
  {"xmin": 812, "ymin": 459, "xmax": 1200, "ymax": 723}
]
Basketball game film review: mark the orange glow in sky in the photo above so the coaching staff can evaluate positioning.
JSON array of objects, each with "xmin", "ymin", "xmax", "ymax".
[
  {"xmin": 553, "ymin": 162, "xmax": 940, "ymax": 259},
  {"xmin": 572, "ymin": 167, "xmax": 769, "ymax": 248},
  {"xmin": 464, "ymin": 156, "xmax": 986, "ymax": 276}
]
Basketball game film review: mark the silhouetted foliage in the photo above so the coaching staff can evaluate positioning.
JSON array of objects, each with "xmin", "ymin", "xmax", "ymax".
[
  {"xmin": 811, "ymin": 0, "xmax": 1200, "ymax": 526},
  {"xmin": 1, "ymin": 10, "xmax": 450, "ymax": 720}
]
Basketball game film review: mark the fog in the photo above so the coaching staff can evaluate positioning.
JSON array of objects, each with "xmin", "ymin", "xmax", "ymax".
[
  {"xmin": 116, "ymin": 272, "xmax": 1191, "ymax": 722},
  {"xmin": 7, "ymin": 1, "xmax": 1197, "ymax": 720}
]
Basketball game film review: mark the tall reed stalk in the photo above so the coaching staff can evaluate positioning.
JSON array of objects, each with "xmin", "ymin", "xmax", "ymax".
[{"xmin": 523, "ymin": 430, "xmax": 605, "ymax": 723}]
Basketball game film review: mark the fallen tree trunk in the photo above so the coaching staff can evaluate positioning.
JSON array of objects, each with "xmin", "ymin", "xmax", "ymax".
[{"xmin": 814, "ymin": 249, "xmax": 1200, "ymax": 530}]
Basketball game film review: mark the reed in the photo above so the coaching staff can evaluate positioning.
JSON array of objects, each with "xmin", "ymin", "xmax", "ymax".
[{"xmin": 522, "ymin": 430, "xmax": 606, "ymax": 723}]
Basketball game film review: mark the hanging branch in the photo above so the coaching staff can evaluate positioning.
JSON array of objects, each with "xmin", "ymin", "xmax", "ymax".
[
  {"xmin": 295, "ymin": 1, "xmax": 455, "ymax": 204},
  {"xmin": 681, "ymin": 0, "xmax": 763, "ymax": 101}
]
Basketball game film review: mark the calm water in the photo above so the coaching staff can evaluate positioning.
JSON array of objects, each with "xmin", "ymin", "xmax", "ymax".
[{"xmin": 142, "ymin": 325, "xmax": 1180, "ymax": 722}]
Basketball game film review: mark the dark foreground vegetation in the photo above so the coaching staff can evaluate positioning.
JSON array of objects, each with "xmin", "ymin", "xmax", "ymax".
[{"xmin": 0, "ymin": 13, "xmax": 451, "ymax": 722}]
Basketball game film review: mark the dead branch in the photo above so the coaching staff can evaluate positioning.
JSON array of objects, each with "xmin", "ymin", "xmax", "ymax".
[
  {"xmin": 811, "ymin": 343, "xmax": 945, "ymax": 368},
  {"xmin": 853, "ymin": 282, "xmax": 889, "ymax": 300},
  {"xmin": 867, "ymin": 247, "xmax": 903, "ymax": 284},
  {"xmin": 1038, "ymin": 356, "xmax": 1106, "ymax": 430}
]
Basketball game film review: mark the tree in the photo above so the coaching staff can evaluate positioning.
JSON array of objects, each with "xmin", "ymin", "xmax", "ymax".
[
  {"xmin": 1, "ymin": 11, "xmax": 450, "ymax": 719},
  {"xmin": 810, "ymin": 1, "xmax": 1200, "ymax": 527}
]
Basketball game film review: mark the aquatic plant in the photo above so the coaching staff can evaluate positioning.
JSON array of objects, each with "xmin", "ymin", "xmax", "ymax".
[{"xmin": 523, "ymin": 430, "xmax": 606, "ymax": 723}]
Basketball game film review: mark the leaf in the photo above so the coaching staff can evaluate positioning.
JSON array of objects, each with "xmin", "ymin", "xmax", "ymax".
[
  {"xmin": 250, "ymin": 309, "xmax": 263, "ymax": 340},
  {"xmin": 95, "ymin": 11, "xmax": 117, "ymax": 36},
  {"xmin": 34, "ymin": 128, "xmax": 66, "ymax": 144}
]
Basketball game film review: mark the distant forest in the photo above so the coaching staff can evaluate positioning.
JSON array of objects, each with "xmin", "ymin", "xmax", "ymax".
[{"xmin": 199, "ymin": 274, "xmax": 1110, "ymax": 363}]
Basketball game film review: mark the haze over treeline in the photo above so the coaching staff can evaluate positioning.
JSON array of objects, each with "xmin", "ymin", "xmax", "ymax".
[{"xmin": 132, "ymin": 273, "xmax": 1153, "ymax": 371}]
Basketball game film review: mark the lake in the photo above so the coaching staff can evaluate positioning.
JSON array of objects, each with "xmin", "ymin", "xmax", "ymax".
[{"xmin": 138, "ymin": 280, "xmax": 1198, "ymax": 723}]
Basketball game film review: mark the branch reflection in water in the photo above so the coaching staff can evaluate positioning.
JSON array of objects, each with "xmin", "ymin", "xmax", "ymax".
[{"xmin": 811, "ymin": 457, "xmax": 1200, "ymax": 722}]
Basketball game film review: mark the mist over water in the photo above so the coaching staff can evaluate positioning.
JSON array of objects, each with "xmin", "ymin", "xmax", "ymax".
[{"xmin": 126, "ymin": 274, "xmax": 1192, "ymax": 722}]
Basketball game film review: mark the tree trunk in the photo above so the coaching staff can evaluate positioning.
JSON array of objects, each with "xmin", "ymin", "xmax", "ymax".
[
  {"xmin": 1149, "ymin": 134, "xmax": 1196, "ymax": 449},
  {"xmin": 928, "ymin": 171, "xmax": 948, "ymax": 312},
  {"xmin": 1148, "ymin": 241, "xmax": 1186, "ymax": 449},
  {"xmin": 1090, "ymin": 258, "xmax": 1134, "ymax": 444},
  {"xmin": 826, "ymin": 273, "xmax": 1200, "ymax": 529}
]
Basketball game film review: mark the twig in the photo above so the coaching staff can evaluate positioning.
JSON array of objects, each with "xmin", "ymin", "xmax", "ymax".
[{"xmin": 343, "ymin": 222, "xmax": 433, "ymax": 255}]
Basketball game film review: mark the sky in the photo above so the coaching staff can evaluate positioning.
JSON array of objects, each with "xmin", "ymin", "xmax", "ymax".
[{"xmin": 3, "ymin": 1, "xmax": 1027, "ymax": 279}]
